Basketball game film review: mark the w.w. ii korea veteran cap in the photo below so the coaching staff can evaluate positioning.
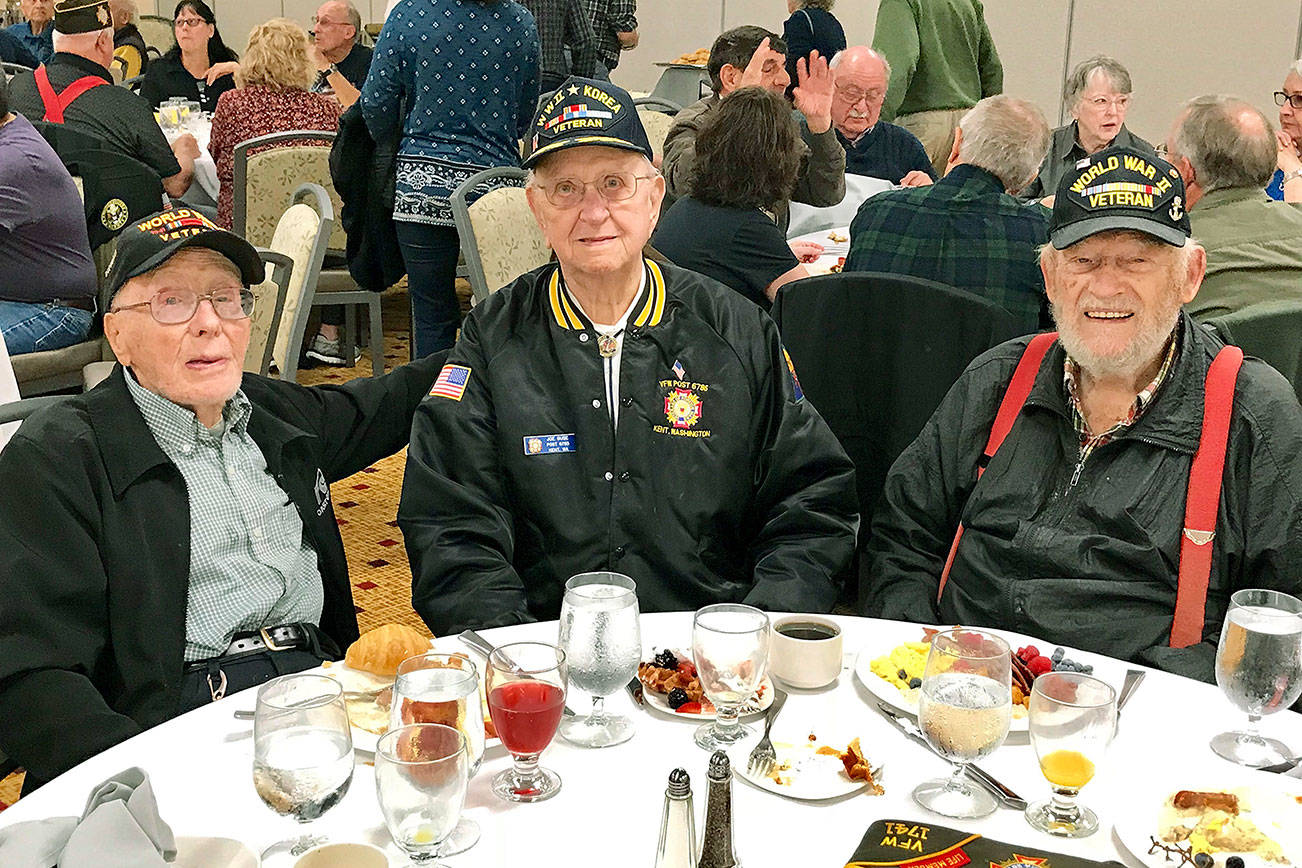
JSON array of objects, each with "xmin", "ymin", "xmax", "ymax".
[{"xmin": 522, "ymin": 76, "xmax": 653, "ymax": 169}]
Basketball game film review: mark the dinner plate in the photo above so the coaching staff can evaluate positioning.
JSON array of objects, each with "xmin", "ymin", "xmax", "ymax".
[
  {"xmin": 1113, "ymin": 776, "xmax": 1302, "ymax": 868},
  {"xmin": 728, "ymin": 733, "xmax": 881, "ymax": 801},
  {"xmin": 174, "ymin": 836, "xmax": 259, "ymax": 868},
  {"xmin": 852, "ymin": 623, "xmax": 1123, "ymax": 732},
  {"xmin": 642, "ymin": 676, "xmax": 774, "ymax": 721}
]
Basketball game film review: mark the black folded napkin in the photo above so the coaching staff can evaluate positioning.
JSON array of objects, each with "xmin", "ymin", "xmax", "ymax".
[{"xmin": 846, "ymin": 820, "xmax": 1126, "ymax": 868}]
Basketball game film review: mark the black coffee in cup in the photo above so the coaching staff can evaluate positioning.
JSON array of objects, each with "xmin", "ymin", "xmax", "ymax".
[{"xmin": 775, "ymin": 621, "xmax": 840, "ymax": 641}]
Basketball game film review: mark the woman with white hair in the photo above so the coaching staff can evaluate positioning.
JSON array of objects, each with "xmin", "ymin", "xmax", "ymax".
[
  {"xmin": 1270, "ymin": 58, "xmax": 1302, "ymax": 203},
  {"xmin": 1019, "ymin": 54, "xmax": 1154, "ymax": 201}
]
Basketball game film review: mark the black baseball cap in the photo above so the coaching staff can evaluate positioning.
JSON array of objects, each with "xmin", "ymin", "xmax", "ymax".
[
  {"xmin": 522, "ymin": 77, "xmax": 653, "ymax": 169},
  {"xmin": 1050, "ymin": 145, "xmax": 1191, "ymax": 248},
  {"xmin": 105, "ymin": 208, "xmax": 264, "ymax": 297},
  {"xmin": 54, "ymin": 0, "xmax": 112, "ymax": 34}
]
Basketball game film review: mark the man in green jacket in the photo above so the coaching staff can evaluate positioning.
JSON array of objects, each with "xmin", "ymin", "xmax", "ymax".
[
  {"xmin": 1165, "ymin": 94, "xmax": 1302, "ymax": 319},
  {"xmin": 872, "ymin": 0, "xmax": 1003, "ymax": 175}
]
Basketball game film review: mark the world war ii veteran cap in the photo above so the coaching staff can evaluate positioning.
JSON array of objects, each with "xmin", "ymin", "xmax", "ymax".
[
  {"xmin": 54, "ymin": 0, "xmax": 112, "ymax": 34},
  {"xmin": 1050, "ymin": 144, "xmax": 1191, "ymax": 248},
  {"xmin": 105, "ymin": 208, "xmax": 264, "ymax": 297},
  {"xmin": 522, "ymin": 76, "xmax": 653, "ymax": 169}
]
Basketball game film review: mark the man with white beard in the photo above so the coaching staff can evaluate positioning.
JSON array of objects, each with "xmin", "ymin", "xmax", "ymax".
[{"xmin": 864, "ymin": 144, "xmax": 1302, "ymax": 683}]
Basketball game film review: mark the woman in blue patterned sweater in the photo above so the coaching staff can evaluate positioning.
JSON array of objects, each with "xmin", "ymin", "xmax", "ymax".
[{"xmin": 362, "ymin": 0, "xmax": 540, "ymax": 357}]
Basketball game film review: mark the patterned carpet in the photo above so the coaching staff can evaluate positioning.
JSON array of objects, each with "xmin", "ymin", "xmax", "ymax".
[{"xmin": 0, "ymin": 282, "xmax": 457, "ymax": 808}]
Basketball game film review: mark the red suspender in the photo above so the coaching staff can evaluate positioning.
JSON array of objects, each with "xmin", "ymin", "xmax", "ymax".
[
  {"xmin": 935, "ymin": 335, "xmax": 1243, "ymax": 650},
  {"xmin": 34, "ymin": 66, "xmax": 108, "ymax": 124},
  {"xmin": 1170, "ymin": 345, "xmax": 1243, "ymax": 647},
  {"xmin": 936, "ymin": 332, "xmax": 1058, "ymax": 602}
]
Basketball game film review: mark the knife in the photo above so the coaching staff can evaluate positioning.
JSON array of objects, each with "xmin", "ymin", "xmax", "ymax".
[
  {"xmin": 875, "ymin": 700, "xmax": 1028, "ymax": 810},
  {"xmin": 625, "ymin": 676, "xmax": 645, "ymax": 707},
  {"xmin": 1116, "ymin": 669, "xmax": 1145, "ymax": 712},
  {"xmin": 458, "ymin": 629, "xmax": 577, "ymax": 718}
]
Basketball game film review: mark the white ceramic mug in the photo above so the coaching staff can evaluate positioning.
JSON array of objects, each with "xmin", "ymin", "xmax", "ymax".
[
  {"xmin": 769, "ymin": 615, "xmax": 843, "ymax": 688},
  {"xmin": 294, "ymin": 842, "xmax": 389, "ymax": 868}
]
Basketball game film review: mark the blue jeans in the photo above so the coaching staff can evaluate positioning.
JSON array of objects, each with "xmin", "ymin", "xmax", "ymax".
[
  {"xmin": 0, "ymin": 300, "xmax": 94, "ymax": 355},
  {"xmin": 395, "ymin": 221, "xmax": 462, "ymax": 359}
]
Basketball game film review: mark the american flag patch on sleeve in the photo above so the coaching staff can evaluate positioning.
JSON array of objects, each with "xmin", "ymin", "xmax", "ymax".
[{"xmin": 429, "ymin": 364, "xmax": 472, "ymax": 400}]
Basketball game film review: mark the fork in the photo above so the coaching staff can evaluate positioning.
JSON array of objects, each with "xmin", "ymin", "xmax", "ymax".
[{"xmin": 746, "ymin": 687, "xmax": 788, "ymax": 777}]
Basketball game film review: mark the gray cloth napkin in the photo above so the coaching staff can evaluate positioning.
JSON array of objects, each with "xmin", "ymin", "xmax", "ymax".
[{"xmin": 0, "ymin": 767, "xmax": 177, "ymax": 868}]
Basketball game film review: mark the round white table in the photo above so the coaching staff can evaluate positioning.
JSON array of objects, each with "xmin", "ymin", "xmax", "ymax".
[{"xmin": 0, "ymin": 614, "xmax": 1296, "ymax": 866}]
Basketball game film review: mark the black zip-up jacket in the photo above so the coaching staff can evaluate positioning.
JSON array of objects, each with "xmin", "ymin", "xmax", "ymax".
[
  {"xmin": 400, "ymin": 259, "xmax": 859, "ymax": 634},
  {"xmin": 0, "ymin": 359, "xmax": 440, "ymax": 786},
  {"xmin": 865, "ymin": 313, "xmax": 1302, "ymax": 683}
]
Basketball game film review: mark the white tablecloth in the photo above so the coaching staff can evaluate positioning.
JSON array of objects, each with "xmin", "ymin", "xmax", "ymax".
[
  {"xmin": 791, "ymin": 226, "xmax": 851, "ymax": 276},
  {"xmin": 0, "ymin": 614, "xmax": 1296, "ymax": 865},
  {"xmin": 0, "ymin": 331, "xmax": 19, "ymax": 452}
]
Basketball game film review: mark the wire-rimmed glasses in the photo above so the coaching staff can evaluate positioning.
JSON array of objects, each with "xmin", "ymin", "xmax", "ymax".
[
  {"xmin": 531, "ymin": 172, "xmax": 659, "ymax": 208},
  {"xmin": 109, "ymin": 287, "xmax": 254, "ymax": 323}
]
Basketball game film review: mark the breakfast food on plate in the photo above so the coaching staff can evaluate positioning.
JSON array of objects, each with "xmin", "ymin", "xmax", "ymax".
[
  {"xmin": 832, "ymin": 739, "xmax": 884, "ymax": 794},
  {"xmin": 639, "ymin": 648, "xmax": 708, "ymax": 713},
  {"xmin": 1160, "ymin": 788, "xmax": 1289, "ymax": 864},
  {"xmin": 827, "ymin": 231, "xmax": 848, "ymax": 243},
  {"xmin": 671, "ymin": 47, "xmax": 709, "ymax": 66},
  {"xmin": 344, "ymin": 623, "xmax": 432, "ymax": 677}
]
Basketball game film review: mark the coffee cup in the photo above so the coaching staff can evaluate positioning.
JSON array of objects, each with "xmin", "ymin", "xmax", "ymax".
[
  {"xmin": 769, "ymin": 615, "xmax": 843, "ymax": 688},
  {"xmin": 294, "ymin": 842, "xmax": 389, "ymax": 868}
]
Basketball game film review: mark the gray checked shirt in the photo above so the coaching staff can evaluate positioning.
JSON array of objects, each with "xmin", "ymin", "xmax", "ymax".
[{"xmin": 125, "ymin": 372, "xmax": 324, "ymax": 661}]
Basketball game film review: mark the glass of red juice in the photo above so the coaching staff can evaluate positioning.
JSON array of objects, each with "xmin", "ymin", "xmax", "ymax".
[{"xmin": 486, "ymin": 642, "xmax": 568, "ymax": 802}]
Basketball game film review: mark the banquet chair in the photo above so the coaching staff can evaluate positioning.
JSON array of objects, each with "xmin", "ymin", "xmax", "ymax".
[
  {"xmin": 264, "ymin": 184, "xmax": 334, "ymax": 383},
  {"xmin": 636, "ymin": 109, "xmax": 677, "ymax": 166},
  {"xmin": 1, "ymin": 61, "xmax": 33, "ymax": 80},
  {"xmin": 1202, "ymin": 299, "xmax": 1302, "ymax": 404},
  {"xmin": 770, "ymin": 272, "xmax": 1027, "ymax": 606},
  {"xmin": 135, "ymin": 14, "xmax": 174, "ymax": 54},
  {"xmin": 451, "ymin": 167, "xmax": 550, "ymax": 302},
  {"xmin": 233, "ymin": 131, "xmax": 384, "ymax": 375},
  {"xmin": 633, "ymin": 96, "xmax": 680, "ymax": 114}
]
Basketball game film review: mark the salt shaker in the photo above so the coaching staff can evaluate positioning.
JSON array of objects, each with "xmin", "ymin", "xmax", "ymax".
[{"xmin": 654, "ymin": 767, "xmax": 698, "ymax": 868}]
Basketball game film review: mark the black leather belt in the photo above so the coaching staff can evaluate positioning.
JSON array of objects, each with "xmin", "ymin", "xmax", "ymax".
[
  {"xmin": 184, "ymin": 623, "xmax": 317, "ymax": 674},
  {"xmin": 51, "ymin": 297, "xmax": 96, "ymax": 312}
]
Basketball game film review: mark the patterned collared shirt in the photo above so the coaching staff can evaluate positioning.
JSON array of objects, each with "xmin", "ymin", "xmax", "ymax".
[
  {"xmin": 125, "ymin": 372, "xmax": 323, "ymax": 661},
  {"xmin": 1063, "ymin": 328, "xmax": 1179, "ymax": 472},
  {"xmin": 520, "ymin": 0, "xmax": 600, "ymax": 79},
  {"xmin": 578, "ymin": 0, "xmax": 636, "ymax": 69}
]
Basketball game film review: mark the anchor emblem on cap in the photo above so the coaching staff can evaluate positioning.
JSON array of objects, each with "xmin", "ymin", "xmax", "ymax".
[{"xmin": 1169, "ymin": 196, "xmax": 1184, "ymax": 221}]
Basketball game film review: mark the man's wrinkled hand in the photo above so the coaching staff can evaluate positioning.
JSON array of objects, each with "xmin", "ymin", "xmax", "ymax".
[
  {"xmin": 789, "ymin": 239, "xmax": 825, "ymax": 263},
  {"xmin": 171, "ymin": 133, "xmax": 201, "ymax": 160},
  {"xmin": 899, "ymin": 170, "xmax": 934, "ymax": 188},
  {"xmin": 617, "ymin": 30, "xmax": 638, "ymax": 49},
  {"xmin": 792, "ymin": 51, "xmax": 833, "ymax": 134}
]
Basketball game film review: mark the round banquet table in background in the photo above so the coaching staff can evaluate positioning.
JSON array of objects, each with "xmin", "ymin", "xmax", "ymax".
[{"xmin": 0, "ymin": 613, "xmax": 1296, "ymax": 865}]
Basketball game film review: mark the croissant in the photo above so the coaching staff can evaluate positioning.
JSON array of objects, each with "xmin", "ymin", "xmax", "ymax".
[{"xmin": 344, "ymin": 623, "xmax": 432, "ymax": 677}]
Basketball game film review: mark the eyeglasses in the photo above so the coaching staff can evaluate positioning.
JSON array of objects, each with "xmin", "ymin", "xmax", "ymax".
[
  {"xmin": 110, "ymin": 287, "xmax": 254, "ymax": 324},
  {"xmin": 834, "ymin": 84, "xmax": 884, "ymax": 105},
  {"xmin": 533, "ymin": 172, "xmax": 658, "ymax": 208},
  {"xmin": 174, "ymin": 16, "xmax": 207, "ymax": 28},
  {"xmin": 1081, "ymin": 94, "xmax": 1131, "ymax": 112},
  {"xmin": 311, "ymin": 16, "xmax": 347, "ymax": 27},
  {"xmin": 1274, "ymin": 91, "xmax": 1302, "ymax": 109}
]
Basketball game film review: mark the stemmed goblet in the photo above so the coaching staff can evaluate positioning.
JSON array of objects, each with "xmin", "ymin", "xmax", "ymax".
[
  {"xmin": 558, "ymin": 571, "xmax": 642, "ymax": 748},
  {"xmin": 1025, "ymin": 671, "xmax": 1116, "ymax": 837},
  {"xmin": 691, "ymin": 603, "xmax": 770, "ymax": 751},
  {"xmin": 485, "ymin": 642, "xmax": 568, "ymax": 802},
  {"xmin": 375, "ymin": 723, "xmax": 469, "ymax": 866},
  {"xmin": 912, "ymin": 628, "xmax": 1012, "ymax": 819},
  {"xmin": 252, "ymin": 673, "xmax": 354, "ymax": 864},
  {"xmin": 1211, "ymin": 588, "xmax": 1302, "ymax": 766}
]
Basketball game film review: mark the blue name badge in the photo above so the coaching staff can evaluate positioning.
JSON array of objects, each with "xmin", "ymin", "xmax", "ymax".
[{"xmin": 522, "ymin": 433, "xmax": 577, "ymax": 456}]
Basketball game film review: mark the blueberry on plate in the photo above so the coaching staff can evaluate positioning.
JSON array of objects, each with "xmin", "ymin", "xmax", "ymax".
[
  {"xmin": 908, "ymin": 677, "xmax": 922, "ymax": 689},
  {"xmin": 667, "ymin": 687, "xmax": 690, "ymax": 709},
  {"xmin": 1226, "ymin": 856, "xmax": 1244, "ymax": 868},
  {"xmin": 1192, "ymin": 853, "xmax": 1212, "ymax": 868}
]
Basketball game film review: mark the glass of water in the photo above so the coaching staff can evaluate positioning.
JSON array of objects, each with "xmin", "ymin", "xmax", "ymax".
[
  {"xmin": 558, "ymin": 572, "xmax": 642, "ymax": 748},
  {"xmin": 252, "ymin": 673, "xmax": 354, "ymax": 863},
  {"xmin": 1025, "ymin": 672, "xmax": 1116, "ymax": 837},
  {"xmin": 1211, "ymin": 588, "xmax": 1302, "ymax": 766},
  {"xmin": 912, "ymin": 628, "xmax": 1012, "ymax": 819},
  {"xmin": 375, "ymin": 724, "xmax": 469, "ymax": 866},
  {"xmin": 691, "ymin": 603, "xmax": 770, "ymax": 751}
]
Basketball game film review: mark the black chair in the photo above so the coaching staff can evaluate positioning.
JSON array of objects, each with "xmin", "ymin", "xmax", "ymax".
[
  {"xmin": 1202, "ymin": 299, "xmax": 1302, "ymax": 405},
  {"xmin": 770, "ymin": 271, "xmax": 1029, "ymax": 606}
]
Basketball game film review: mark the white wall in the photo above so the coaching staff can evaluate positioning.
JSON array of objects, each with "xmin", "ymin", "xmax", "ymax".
[{"xmin": 153, "ymin": 0, "xmax": 1302, "ymax": 143}]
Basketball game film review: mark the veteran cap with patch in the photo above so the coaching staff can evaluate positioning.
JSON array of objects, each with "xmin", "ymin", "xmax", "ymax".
[
  {"xmin": 54, "ymin": 0, "xmax": 112, "ymax": 34},
  {"xmin": 105, "ymin": 208, "xmax": 264, "ymax": 298},
  {"xmin": 1050, "ymin": 144, "xmax": 1191, "ymax": 249},
  {"xmin": 522, "ymin": 76, "xmax": 653, "ymax": 169}
]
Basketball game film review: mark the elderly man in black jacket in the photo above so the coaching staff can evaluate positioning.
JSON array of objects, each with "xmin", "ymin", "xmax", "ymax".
[
  {"xmin": 0, "ymin": 208, "xmax": 441, "ymax": 792},
  {"xmin": 866, "ymin": 146, "xmax": 1302, "ymax": 684},
  {"xmin": 400, "ymin": 78, "xmax": 858, "ymax": 634}
]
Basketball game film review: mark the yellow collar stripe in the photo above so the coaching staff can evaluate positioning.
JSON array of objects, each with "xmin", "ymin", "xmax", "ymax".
[
  {"xmin": 633, "ymin": 259, "xmax": 666, "ymax": 328},
  {"xmin": 558, "ymin": 284, "xmax": 584, "ymax": 330},
  {"xmin": 547, "ymin": 270, "xmax": 568, "ymax": 328}
]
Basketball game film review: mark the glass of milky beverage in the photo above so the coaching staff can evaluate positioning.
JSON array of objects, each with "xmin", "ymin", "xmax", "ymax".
[
  {"xmin": 913, "ymin": 628, "xmax": 1012, "ymax": 819},
  {"xmin": 252, "ymin": 674, "xmax": 354, "ymax": 862},
  {"xmin": 1025, "ymin": 672, "xmax": 1116, "ymax": 837},
  {"xmin": 557, "ymin": 572, "xmax": 642, "ymax": 748},
  {"xmin": 1211, "ymin": 588, "xmax": 1302, "ymax": 767}
]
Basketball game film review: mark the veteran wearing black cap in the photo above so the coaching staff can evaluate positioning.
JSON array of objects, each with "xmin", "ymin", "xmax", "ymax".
[
  {"xmin": 865, "ymin": 144, "xmax": 1302, "ymax": 684},
  {"xmin": 399, "ymin": 76, "xmax": 858, "ymax": 636},
  {"xmin": 6, "ymin": 0, "xmax": 200, "ymax": 199},
  {"xmin": 0, "ymin": 208, "xmax": 442, "ymax": 792}
]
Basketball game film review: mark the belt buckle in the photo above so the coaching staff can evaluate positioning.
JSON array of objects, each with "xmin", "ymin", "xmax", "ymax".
[{"xmin": 260, "ymin": 626, "xmax": 292, "ymax": 652}]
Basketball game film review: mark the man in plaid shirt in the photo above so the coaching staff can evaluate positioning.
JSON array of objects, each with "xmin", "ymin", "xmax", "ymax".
[
  {"xmin": 580, "ymin": 0, "xmax": 636, "ymax": 78},
  {"xmin": 844, "ymin": 95, "xmax": 1052, "ymax": 333},
  {"xmin": 521, "ymin": 0, "xmax": 599, "ymax": 92}
]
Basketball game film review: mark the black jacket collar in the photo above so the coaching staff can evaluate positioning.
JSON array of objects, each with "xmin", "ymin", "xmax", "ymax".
[{"xmin": 49, "ymin": 51, "xmax": 113, "ymax": 83}]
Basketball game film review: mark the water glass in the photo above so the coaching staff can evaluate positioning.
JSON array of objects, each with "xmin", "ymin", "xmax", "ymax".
[
  {"xmin": 486, "ymin": 642, "xmax": 568, "ymax": 802},
  {"xmin": 1025, "ymin": 672, "xmax": 1116, "ymax": 837},
  {"xmin": 1211, "ymin": 588, "xmax": 1302, "ymax": 766},
  {"xmin": 558, "ymin": 571, "xmax": 641, "ymax": 748},
  {"xmin": 375, "ymin": 724, "xmax": 469, "ymax": 867},
  {"xmin": 912, "ymin": 629, "xmax": 1012, "ymax": 819},
  {"xmin": 252, "ymin": 674, "xmax": 354, "ymax": 863},
  {"xmin": 691, "ymin": 603, "xmax": 770, "ymax": 751}
]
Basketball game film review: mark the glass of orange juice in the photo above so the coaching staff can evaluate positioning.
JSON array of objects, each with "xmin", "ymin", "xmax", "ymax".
[{"xmin": 1026, "ymin": 671, "xmax": 1116, "ymax": 837}]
